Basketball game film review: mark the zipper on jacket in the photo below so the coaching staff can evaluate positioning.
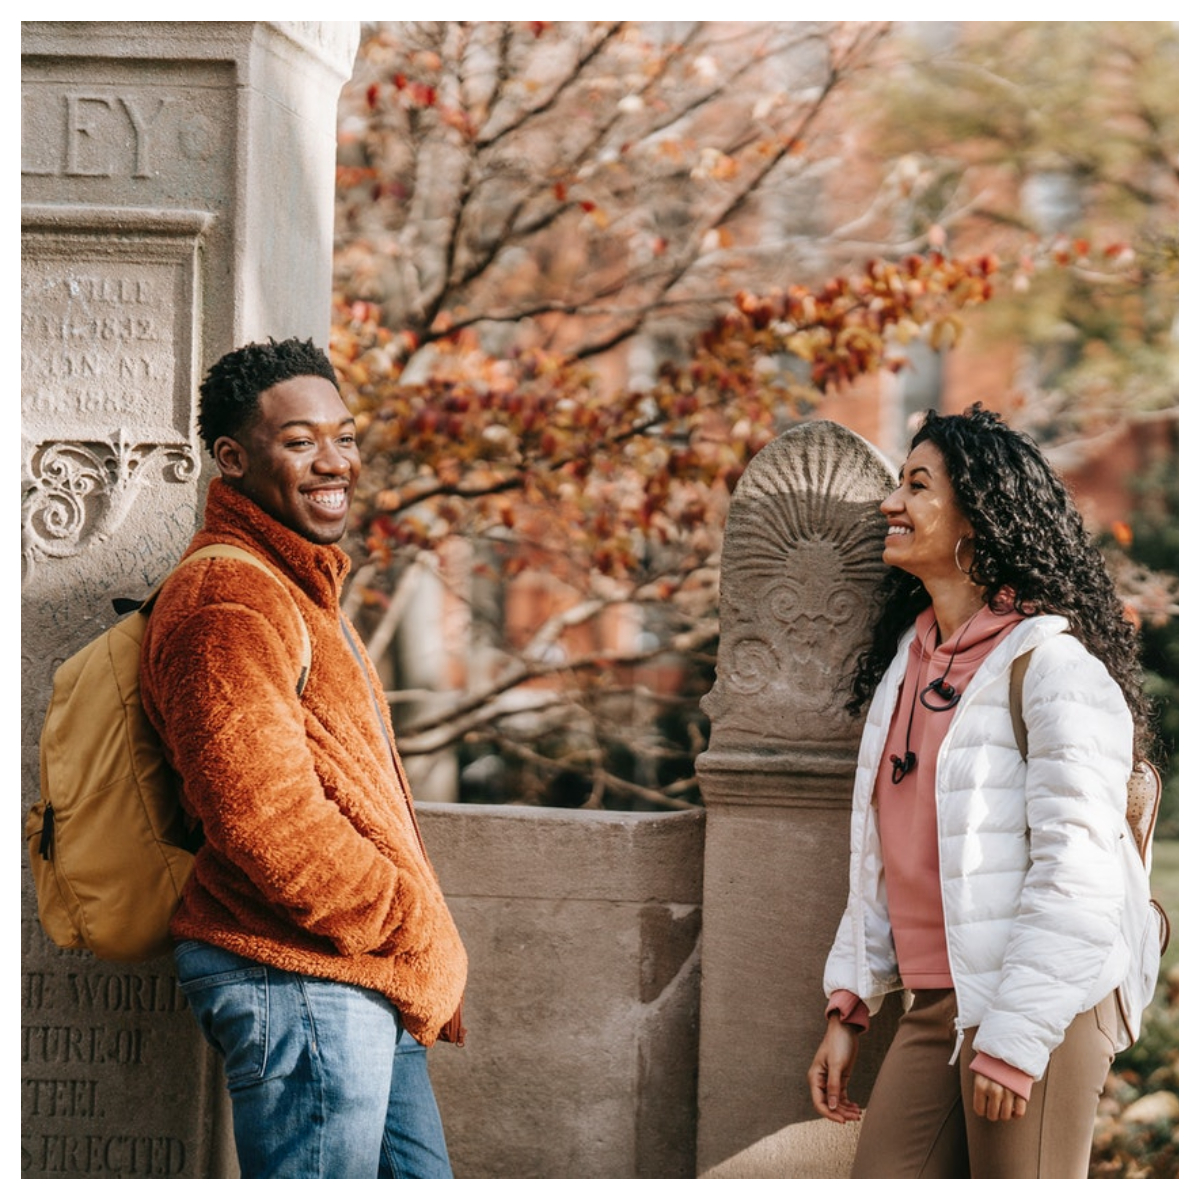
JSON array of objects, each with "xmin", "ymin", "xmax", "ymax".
[
  {"xmin": 949, "ymin": 1020, "xmax": 966, "ymax": 1065},
  {"xmin": 339, "ymin": 613, "xmax": 468, "ymax": 1048},
  {"xmin": 338, "ymin": 615, "xmax": 432, "ymax": 864},
  {"xmin": 934, "ymin": 628, "xmax": 1044, "ymax": 1065}
]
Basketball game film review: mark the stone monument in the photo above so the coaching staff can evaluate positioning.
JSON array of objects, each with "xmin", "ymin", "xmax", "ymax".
[
  {"xmin": 21, "ymin": 22, "xmax": 360, "ymax": 1178},
  {"xmin": 695, "ymin": 419, "xmax": 903, "ymax": 1175}
]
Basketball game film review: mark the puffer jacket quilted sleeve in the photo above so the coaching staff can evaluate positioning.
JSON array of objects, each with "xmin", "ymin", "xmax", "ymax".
[{"xmin": 965, "ymin": 630, "xmax": 1132, "ymax": 1077}]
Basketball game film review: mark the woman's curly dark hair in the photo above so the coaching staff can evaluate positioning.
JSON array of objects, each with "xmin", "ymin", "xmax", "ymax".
[{"xmin": 847, "ymin": 404, "xmax": 1150, "ymax": 754}]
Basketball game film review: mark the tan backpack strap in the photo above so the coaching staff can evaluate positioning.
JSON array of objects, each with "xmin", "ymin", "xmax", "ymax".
[
  {"xmin": 169, "ymin": 544, "xmax": 312, "ymax": 696},
  {"xmin": 1008, "ymin": 649, "xmax": 1033, "ymax": 760}
]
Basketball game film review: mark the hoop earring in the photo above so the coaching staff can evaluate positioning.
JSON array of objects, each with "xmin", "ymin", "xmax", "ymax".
[{"xmin": 954, "ymin": 535, "xmax": 973, "ymax": 577}]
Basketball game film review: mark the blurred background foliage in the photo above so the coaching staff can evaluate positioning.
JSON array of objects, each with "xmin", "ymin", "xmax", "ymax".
[{"xmin": 330, "ymin": 20, "xmax": 1176, "ymax": 822}]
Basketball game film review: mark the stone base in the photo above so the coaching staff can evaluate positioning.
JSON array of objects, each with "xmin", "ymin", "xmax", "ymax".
[{"xmin": 700, "ymin": 1118, "xmax": 860, "ymax": 1179}]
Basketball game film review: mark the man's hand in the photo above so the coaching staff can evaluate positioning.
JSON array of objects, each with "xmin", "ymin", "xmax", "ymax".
[
  {"xmin": 973, "ymin": 1074, "xmax": 1027, "ymax": 1122},
  {"xmin": 807, "ymin": 1015, "xmax": 863, "ymax": 1123}
]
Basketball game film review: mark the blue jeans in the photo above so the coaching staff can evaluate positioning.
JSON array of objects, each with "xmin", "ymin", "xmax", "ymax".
[{"xmin": 174, "ymin": 940, "xmax": 453, "ymax": 1179}]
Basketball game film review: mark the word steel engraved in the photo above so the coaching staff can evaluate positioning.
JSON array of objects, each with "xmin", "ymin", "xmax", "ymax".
[{"xmin": 21, "ymin": 207, "xmax": 213, "ymax": 573}]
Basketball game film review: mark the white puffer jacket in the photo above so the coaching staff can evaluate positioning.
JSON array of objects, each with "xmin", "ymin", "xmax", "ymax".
[{"xmin": 824, "ymin": 614, "xmax": 1134, "ymax": 1079}]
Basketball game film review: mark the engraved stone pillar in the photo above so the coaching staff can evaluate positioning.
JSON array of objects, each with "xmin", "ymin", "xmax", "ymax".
[
  {"xmin": 21, "ymin": 22, "xmax": 360, "ymax": 1179},
  {"xmin": 694, "ymin": 420, "xmax": 903, "ymax": 1176}
]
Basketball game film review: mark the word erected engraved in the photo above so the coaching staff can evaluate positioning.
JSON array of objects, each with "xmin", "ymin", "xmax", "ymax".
[
  {"xmin": 22, "ymin": 960, "xmax": 191, "ymax": 1178},
  {"xmin": 24, "ymin": 1134, "xmax": 186, "ymax": 1180}
]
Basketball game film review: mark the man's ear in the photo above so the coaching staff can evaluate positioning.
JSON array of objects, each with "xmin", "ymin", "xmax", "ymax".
[{"xmin": 213, "ymin": 435, "xmax": 247, "ymax": 481}]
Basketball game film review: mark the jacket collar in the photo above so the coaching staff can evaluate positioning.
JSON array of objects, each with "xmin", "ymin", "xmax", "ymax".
[
  {"xmin": 880, "ymin": 612, "xmax": 1069, "ymax": 722},
  {"xmin": 193, "ymin": 477, "xmax": 351, "ymax": 608}
]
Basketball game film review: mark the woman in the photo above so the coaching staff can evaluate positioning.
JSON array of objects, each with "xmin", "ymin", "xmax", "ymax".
[{"xmin": 807, "ymin": 404, "xmax": 1150, "ymax": 1178}]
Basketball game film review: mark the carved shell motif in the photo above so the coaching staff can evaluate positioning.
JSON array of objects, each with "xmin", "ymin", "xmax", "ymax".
[{"xmin": 703, "ymin": 421, "xmax": 895, "ymax": 752}]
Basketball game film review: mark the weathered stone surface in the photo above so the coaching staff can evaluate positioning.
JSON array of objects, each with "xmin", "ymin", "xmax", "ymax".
[
  {"xmin": 696, "ymin": 420, "xmax": 902, "ymax": 1175},
  {"xmin": 419, "ymin": 804, "xmax": 705, "ymax": 1179},
  {"xmin": 700, "ymin": 1118, "xmax": 861, "ymax": 1179},
  {"xmin": 702, "ymin": 419, "xmax": 895, "ymax": 755}
]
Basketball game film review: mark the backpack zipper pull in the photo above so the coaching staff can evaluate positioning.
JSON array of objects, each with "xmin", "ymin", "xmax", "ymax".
[{"xmin": 39, "ymin": 805, "xmax": 55, "ymax": 860}]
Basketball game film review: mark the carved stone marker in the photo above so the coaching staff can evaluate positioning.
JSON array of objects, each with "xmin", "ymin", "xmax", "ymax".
[
  {"xmin": 695, "ymin": 420, "xmax": 902, "ymax": 1175},
  {"xmin": 21, "ymin": 22, "xmax": 360, "ymax": 1178}
]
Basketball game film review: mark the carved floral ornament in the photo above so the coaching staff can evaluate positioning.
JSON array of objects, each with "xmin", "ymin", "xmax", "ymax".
[{"xmin": 22, "ymin": 433, "xmax": 198, "ymax": 574}]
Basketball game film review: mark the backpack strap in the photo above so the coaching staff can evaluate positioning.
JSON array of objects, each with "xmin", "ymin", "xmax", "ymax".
[
  {"xmin": 148, "ymin": 543, "xmax": 312, "ymax": 697},
  {"xmin": 1008, "ymin": 648, "xmax": 1032, "ymax": 760}
]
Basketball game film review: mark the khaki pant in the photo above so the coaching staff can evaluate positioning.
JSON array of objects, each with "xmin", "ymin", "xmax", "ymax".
[{"xmin": 851, "ymin": 989, "xmax": 1119, "ymax": 1179}]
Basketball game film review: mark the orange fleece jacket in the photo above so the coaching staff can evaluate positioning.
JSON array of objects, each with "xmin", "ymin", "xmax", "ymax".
[{"xmin": 140, "ymin": 479, "xmax": 467, "ymax": 1046}]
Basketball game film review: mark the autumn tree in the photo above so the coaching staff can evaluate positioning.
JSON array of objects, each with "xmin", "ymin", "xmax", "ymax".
[
  {"xmin": 335, "ymin": 21, "xmax": 898, "ymax": 366},
  {"xmin": 328, "ymin": 21, "xmax": 1153, "ymax": 811}
]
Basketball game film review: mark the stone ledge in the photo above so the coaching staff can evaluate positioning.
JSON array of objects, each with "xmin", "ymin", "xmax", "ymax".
[
  {"xmin": 697, "ymin": 747, "xmax": 857, "ymax": 808},
  {"xmin": 417, "ymin": 803, "xmax": 705, "ymax": 903}
]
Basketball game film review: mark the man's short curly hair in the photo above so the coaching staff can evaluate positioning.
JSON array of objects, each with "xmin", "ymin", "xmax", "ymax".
[{"xmin": 197, "ymin": 337, "xmax": 340, "ymax": 456}]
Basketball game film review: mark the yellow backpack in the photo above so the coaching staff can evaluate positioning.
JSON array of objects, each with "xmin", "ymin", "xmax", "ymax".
[{"xmin": 26, "ymin": 544, "xmax": 310, "ymax": 962}]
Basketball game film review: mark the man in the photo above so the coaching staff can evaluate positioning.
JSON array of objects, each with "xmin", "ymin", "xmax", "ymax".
[{"xmin": 141, "ymin": 338, "xmax": 467, "ymax": 1178}]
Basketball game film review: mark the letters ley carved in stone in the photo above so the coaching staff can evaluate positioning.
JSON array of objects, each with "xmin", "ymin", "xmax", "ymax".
[
  {"xmin": 21, "ymin": 206, "xmax": 212, "ymax": 575},
  {"xmin": 703, "ymin": 421, "xmax": 895, "ymax": 753}
]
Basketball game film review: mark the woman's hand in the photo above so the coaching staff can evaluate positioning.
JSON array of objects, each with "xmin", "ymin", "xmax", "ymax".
[
  {"xmin": 807, "ymin": 1015, "xmax": 863, "ymax": 1123},
  {"xmin": 972, "ymin": 1074, "xmax": 1027, "ymax": 1122}
]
